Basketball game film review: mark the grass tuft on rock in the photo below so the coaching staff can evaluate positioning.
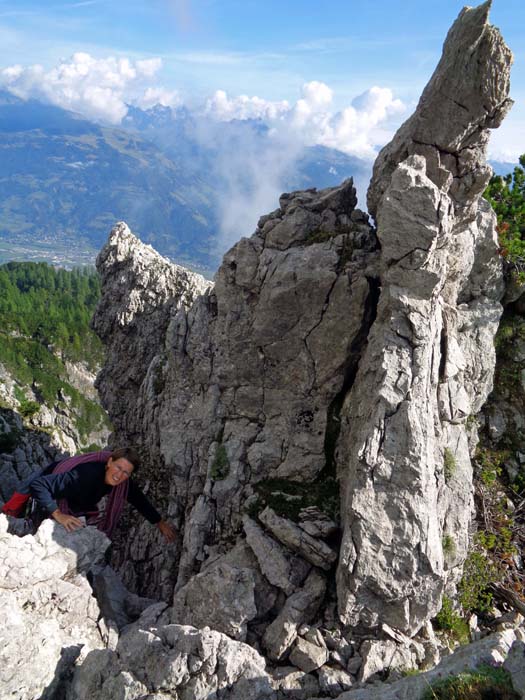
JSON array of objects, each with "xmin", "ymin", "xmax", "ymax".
[
  {"xmin": 210, "ymin": 443, "xmax": 230, "ymax": 480},
  {"xmin": 422, "ymin": 664, "xmax": 519, "ymax": 700},
  {"xmin": 444, "ymin": 448, "xmax": 457, "ymax": 482}
]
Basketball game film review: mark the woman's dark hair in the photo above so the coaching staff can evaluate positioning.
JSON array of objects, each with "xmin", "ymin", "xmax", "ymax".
[{"xmin": 110, "ymin": 447, "xmax": 141, "ymax": 473}]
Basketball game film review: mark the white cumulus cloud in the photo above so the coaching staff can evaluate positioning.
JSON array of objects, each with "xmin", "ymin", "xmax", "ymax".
[
  {"xmin": 205, "ymin": 89, "xmax": 290, "ymax": 121},
  {"xmin": 205, "ymin": 81, "xmax": 406, "ymax": 159},
  {"xmin": 138, "ymin": 86, "xmax": 182, "ymax": 110},
  {"xmin": 0, "ymin": 53, "xmax": 167, "ymax": 123}
]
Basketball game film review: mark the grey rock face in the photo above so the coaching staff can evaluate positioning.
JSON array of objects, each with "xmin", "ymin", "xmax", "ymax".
[
  {"xmin": 0, "ymin": 516, "xmax": 107, "ymax": 700},
  {"xmin": 270, "ymin": 667, "xmax": 320, "ymax": 699},
  {"xmin": 367, "ymin": 1, "xmax": 513, "ymax": 218},
  {"xmin": 94, "ymin": 183, "xmax": 378, "ymax": 599},
  {"xmin": 92, "ymin": 222, "xmax": 212, "ymax": 599},
  {"xmin": 259, "ymin": 507, "xmax": 337, "ymax": 570},
  {"xmin": 170, "ymin": 562, "xmax": 257, "ymax": 641},
  {"xmin": 0, "ymin": 405, "xmax": 61, "ymax": 507},
  {"xmin": 318, "ymin": 667, "xmax": 354, "ymax": 697},
  {"xmin": 336, "ymin": 2, "xmax": 511, "ymax": 634},
  {"xmin": 316, "ymin": 627, "xmax": 522, "ymax": 700},
  {"xmin": 72, "ymin": 622, "xmax": 277, "ymax": 700},
  {"xmin": 262, "ymin": 569, "xmax": 326, "ymax": 661},
  {"xmin": 298, "ymin": 506, "xmax": 339, "ymax": 539},
  {"xmin": 91, "ymin": 0, "xmax": 512, "ymax": 669},
  {"xmin": 504, "ymin": 640, "xmax": 525, "ymax": 700},
  {"xmin": 243, "ymin": 515, "xmax": 311, "ymax": 595},
  {"xmin": 289, "ymin": 635, "xmax": 329, "ymax": 673},
  {"xmin": 357, "ymin": 639, "xmax": 423, "ymax": 682}
]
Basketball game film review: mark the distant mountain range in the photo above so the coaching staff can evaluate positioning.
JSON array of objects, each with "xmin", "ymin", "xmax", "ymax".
[{"xmin": 0, "ymin": 91, "xmax": 373, "ymax": 275}]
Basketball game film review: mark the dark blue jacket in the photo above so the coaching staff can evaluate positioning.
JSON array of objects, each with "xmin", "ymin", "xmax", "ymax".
[{"xmin": 22, "ymin": 460, "xmax": 161, "ymax": 523}]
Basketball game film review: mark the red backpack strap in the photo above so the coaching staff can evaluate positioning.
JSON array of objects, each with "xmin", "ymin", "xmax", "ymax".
[{"xmin": 1, "ymin": 492, "xmax": 31, "ymax": 517}]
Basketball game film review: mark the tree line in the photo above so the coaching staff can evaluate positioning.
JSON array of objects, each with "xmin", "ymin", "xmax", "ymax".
[{"xmin": 0, "ymin": 261, "xmax": 103, "ymax": 369}]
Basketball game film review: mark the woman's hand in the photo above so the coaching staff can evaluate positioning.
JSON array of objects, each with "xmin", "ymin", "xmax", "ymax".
[
  {"xmin": 157, "ymin": 519, "xmax": 177, "ymax": 543},
  {"xmin": 51, "ymin": 509, "xmax": 85, "ymax": 532}
]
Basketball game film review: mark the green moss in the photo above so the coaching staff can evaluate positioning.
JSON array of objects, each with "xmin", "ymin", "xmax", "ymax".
[
  {"xmin": 337, "ymin": 236, "xmax": 354, "ymax": 269},
  {"xmin": 210, "ymin": 443, "xmax": 230, "ymax": 480},
  {"xmin": 13, "ymin": 385, "xmax": 25, "ymax": 403},
  {"xmin": 61, "ymin": 384, "xmax": 111, "ymax": 443},
  {"xmin": 401, "ymin": 668, "xmax": 420, "ymax": 678},
  {"xmin": 81, "ymin": 442, "xmax": 103, "ymax": 453},
  {"xmin": 511, "ymin": 469, "xmax": 525, "ymax": 496},
  {"xmin": 444, "ymin": 448, "xmax": 457, "ymax": 482},
  {"xmin": 250, "ymin": 476, "xmax": 339, "ymax": 522},
  {"xmin": 422, "ymin": 664, "xmax": 519, "ymax": 700},
  {"xmin": 151, "ymin": 359, "xmax": 166, "ymax": 396},
  {"xmin": 442, "ymin": 534, "xmax": 455, "ymax": 556},
  {"xmin": 434, "ymin": 596, "xmax": 469, "ymax": 645},
  {"xmin": 465, "ymin": 414, "xmax": 477, "ymax": 430}
]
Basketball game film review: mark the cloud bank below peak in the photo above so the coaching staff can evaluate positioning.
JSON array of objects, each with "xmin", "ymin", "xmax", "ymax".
[
  {"xmin": 0, "ymin": 53, "xmax": 180, "ymax": 124},
  {"xmin": 0, "ymin": 52, "xmax": 407, "ymax": 160},
  {"xmin": 205, "ymin": 81, "xmax": 406, "ymax": 160}
]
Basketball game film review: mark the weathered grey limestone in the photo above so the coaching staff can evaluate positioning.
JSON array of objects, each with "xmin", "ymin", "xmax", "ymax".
[
  {"xmin": 336, "ymin": 1, "xmax": 512, "ymax": 635},
  {"xmin": 290, "ymin": 635, "xmax": 329, "ymax": 673},
  {"xmin": 313, "ymin": 627, "xmax": 523, "ymax": 700},
  {"xmin": 263, "ymin": 569, "xmax": 326, "ymax": 661},
  {"xmin": 86, "ymin": 2, "xmax": 517, "ymax": 690},
  {"xmin": 92, "ymin": 222, "xmax": 212, "ymax": 600},
  {"xmin": 198, "ymin": 540, "xmax": 281, "ymax": 621},
  {"xmin": 318, "ymin": 667, "xmax": 354, "ymax": 697},
  {"xmin": 259, "ymin": 506, "xmax": 337, "ymax": 570},
  {"xmin": 170, "ymin": 561, "xmax": 257, "ymax": 641},
  {"xmin": 299, "ymin": 506, "xmax": 339, "ymax": 539},
  {"xmin": 93, "ymin": 182, "xmax": 378, "ymax": 600},
  {"xmin": 90, "ymin": 563, "xmax": 159, "ymax": 632},
  {"xmin": 357, "ymin": 639, "xmax": 424, "ymax": 682},
  {"xmin": 0, "ymin": 405, "xmax": 61, "ymax": 506},
  {"xmin": 244, "ymin": 514, "xmax": 311, "ymax": 595},
  {"xmin": 504, "ymin": 640, "xmax": 525, "ymax": 700},
  {"xmin": 72, "ymin": 623, "xmax": 278, "ymax": 700},
  {"xmin": 270, "ymin": 667, "xmax": 320, "ymax": 699},
  {"xmin": 0, "ymin": 516, "xmax": 107, "ymax": 700}
]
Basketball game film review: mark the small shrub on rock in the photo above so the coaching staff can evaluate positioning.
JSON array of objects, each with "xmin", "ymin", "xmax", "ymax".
[
  {"xmin": 210, "ymin": 443, "xmax": 230, "ymax": 480},
  {"xmin": 434, "ymin": 596, "xmax": 469, "ymax": 645},
  {"xmin": 18, "ymin": 399, "xmax": 40, "ymax": 419},
  {"xmin": 444, "ymin": 448, "xmax": 457, "ymax": 481}
]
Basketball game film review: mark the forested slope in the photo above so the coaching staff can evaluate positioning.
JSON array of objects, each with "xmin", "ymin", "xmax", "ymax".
[{"xmin": 0, "ymin": 262, "xmax": 109, "ymax": 451}]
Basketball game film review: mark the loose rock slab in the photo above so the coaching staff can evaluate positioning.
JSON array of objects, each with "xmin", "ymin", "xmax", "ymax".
[
  {"xmin": 263, "ymin": 569, "xmax": 326, "ymax": 661},
  {"xmin": 170, "ymin": 562, "xmax": 257, "ymax": 641},
  {"xmin": 259, "ymin": 507, "xmax": 337, "ymax": 570},
  {"xmin": 243, "ymin": 514, "xmax": 311, "ymax": 595}
]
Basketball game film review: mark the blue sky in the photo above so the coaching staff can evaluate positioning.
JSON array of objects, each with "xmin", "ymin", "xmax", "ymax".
[{"xmin": 0, "ymin": 0, "xmax": 524, "ymax": 161}]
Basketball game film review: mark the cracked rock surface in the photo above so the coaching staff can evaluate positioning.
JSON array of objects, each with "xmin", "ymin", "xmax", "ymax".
[
  {"xmin": 336, "ymin": 0, "xmax": 511, "ymax": 634},
  {"xmin": 88, "ymin": 1, "xmax": 514, "ymax": 693},
  {"xmin": 94, "ymin": 182, "xmax": 378, "ymax": 599},
  {"xmin": 0, "ymin": 516, "xmax": 108, "ymax": 700}
]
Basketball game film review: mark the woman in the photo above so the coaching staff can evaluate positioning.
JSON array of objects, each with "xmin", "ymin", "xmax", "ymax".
[{"xmin": 2, "ymin": 447, "xmax": 176, "ymax": 542}]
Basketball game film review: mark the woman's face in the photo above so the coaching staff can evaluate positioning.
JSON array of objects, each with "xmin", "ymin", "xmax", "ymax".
[{"xmin": 104, "ymin": 457, "xmax": 134, "ymax": 486}]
